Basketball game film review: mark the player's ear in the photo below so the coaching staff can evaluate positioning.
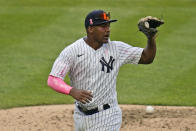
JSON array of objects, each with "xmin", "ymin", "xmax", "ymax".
[{"xmin": 88, "ymin": 26, "xmax": 94, "ymax": 33}]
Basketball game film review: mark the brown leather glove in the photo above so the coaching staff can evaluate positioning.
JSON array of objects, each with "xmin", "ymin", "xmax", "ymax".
[{"xmin": 138, "ymin": 16, "xmax": 164, "ymax": 38}]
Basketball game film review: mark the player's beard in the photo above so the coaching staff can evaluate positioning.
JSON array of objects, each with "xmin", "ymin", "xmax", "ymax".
[{"xmin": 103, "ymin": 34, "xmax": 110, "ymax": 43}]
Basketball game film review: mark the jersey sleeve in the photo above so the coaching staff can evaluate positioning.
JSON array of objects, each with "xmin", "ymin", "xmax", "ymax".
[
  {"xmin": 116, "ymin": 41, "xmax": 144, "ymax": 65},
  {"xmin": 49, "ymin": 48, "xmax": 73, "ymax": 80}
]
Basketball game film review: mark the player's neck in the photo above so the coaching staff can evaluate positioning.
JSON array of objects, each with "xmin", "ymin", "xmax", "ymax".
[{"xmin": 84, "ymin": 37, "xmax": 103, "ymax": 50}]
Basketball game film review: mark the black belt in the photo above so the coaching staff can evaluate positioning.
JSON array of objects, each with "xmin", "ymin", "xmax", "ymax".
[{"xmin": 77, "ymin": 104, "xmax": 110, "ymax": 115}]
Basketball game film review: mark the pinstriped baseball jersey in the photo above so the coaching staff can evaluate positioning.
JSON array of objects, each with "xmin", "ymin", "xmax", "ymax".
[{"xmin": 50, "ymin": 37, "xmax": 143, "ymax": 110}]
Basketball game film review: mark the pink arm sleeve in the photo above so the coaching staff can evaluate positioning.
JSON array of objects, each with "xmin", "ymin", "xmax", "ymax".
[{"xmin": 47, "ymin": 75, "xmax": 73, "ymax": 95}]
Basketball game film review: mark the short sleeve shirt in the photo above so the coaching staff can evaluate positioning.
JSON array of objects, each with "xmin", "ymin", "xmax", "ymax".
[{"xmin": 50, "ymin": 38, "xmax": 143, "ymax": 109}]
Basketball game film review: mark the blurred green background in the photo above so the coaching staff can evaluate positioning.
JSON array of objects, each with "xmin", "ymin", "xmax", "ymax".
[{"xmin": 0, "ymin": 0, "xmax": 196, "ymax": 109}]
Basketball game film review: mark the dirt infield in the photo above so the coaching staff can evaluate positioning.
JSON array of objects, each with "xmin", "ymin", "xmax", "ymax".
[{"xmin": 0, "ymin": 104, "xmax": 196, "ymax": 131}]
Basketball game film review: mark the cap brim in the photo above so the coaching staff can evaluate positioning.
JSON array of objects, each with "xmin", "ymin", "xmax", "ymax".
[
  {"xmin": 93, "ymin": 19, "xmax": 117, "ymax": 26},
  {"xmin": 108, "ymin": 19, "xmax": 118, "ymax": 23}
]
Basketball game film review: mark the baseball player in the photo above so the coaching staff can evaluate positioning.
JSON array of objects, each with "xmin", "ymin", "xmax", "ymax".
[{"xmin": 47, "ymin": 10, "xmax": 164, "ymax": 131}]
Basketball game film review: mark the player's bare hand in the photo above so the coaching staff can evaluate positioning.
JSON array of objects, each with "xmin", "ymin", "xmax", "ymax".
[{"xmin": 69, "ymin": 88, "xmax": 93, "ymax": 104}]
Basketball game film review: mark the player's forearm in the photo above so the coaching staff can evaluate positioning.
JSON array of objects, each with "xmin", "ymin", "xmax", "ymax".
[
  {"xmin": 140, "ymin": 37, "xmax": 156, "ymax": 64},
  {"xmin": 147, "ymin": 36, "xmax": 156, "ymax": 59},
  {"xmin": 47, "ymin": 75, "xmax": 72, "ymax": 95}
]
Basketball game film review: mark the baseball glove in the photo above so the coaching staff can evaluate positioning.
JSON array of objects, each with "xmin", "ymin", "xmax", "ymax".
[{"xmin": 138, "ymin": 16, "xmax": 164, "ymax": 38}]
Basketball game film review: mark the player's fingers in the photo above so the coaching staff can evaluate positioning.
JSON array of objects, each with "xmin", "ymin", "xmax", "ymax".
[
  {"xmin": 83, "ymin": 90, "xmax": 93, "ymax": 97},
  {"xmin": 80, "ymin": 99, "xmax": 86, "ymax": 104},
  {"xmin": 81, "ymin": 94, "xmax": 92, "ymax": 102},
  {"xmin": 85, "ymin": 95, "xmax": 92, "ymax": 101},
  {"xmin": 84, "ymin": 98, "xmax": 90, "ymax": 103},
  {"xmin": 77, "ymin": 96, "xmax": 86, "ymax": 103},
  {"xmin": 77, "ymin": 95, "xmax": 89, "ymax": 104}
]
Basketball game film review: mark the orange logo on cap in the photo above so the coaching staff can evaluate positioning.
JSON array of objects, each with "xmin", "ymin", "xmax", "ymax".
[
  {"xmin": 103, "ymin": 13, "xmax": 109, "ymax": 20},
  {"xmin": 100, "ymin": 12, "xmax": 110, "ymax": 20}
]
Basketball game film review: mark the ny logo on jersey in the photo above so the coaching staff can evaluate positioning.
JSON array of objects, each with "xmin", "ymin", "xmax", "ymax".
[{"xmin": 100, "ymin": 56, "xmax": 115, "ymax": 73}]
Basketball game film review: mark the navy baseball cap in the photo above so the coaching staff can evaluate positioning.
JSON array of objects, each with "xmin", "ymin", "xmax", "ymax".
[{"xmin": 85, "ymin": 10, "xmax": 117, "ymax": 29}]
